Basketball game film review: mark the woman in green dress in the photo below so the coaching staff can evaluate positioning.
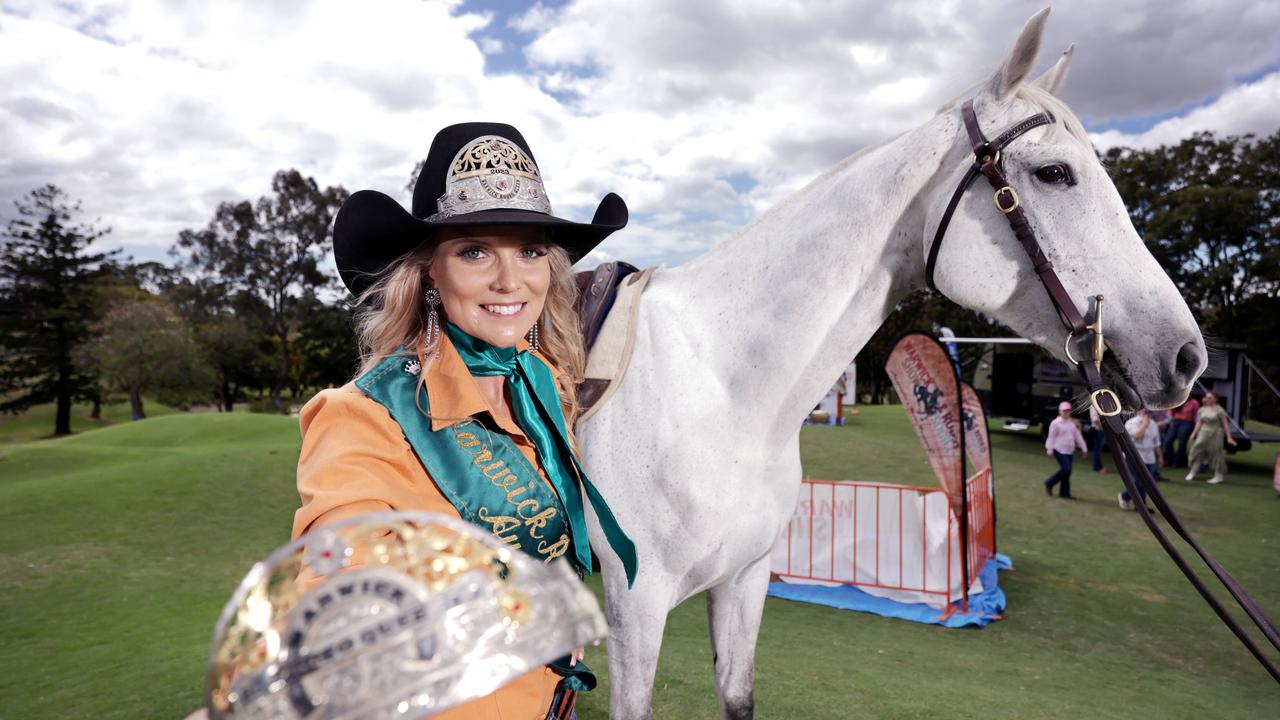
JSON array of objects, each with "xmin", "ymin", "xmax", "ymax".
[{"xmin": 1184, "ymin": 392, "xmax": 1237, "ymax": 484}]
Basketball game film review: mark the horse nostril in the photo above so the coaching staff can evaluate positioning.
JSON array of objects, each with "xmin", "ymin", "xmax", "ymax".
[{"xmin": 1173, "ymin": 341, "xmax": 1204, "ymax": 383}]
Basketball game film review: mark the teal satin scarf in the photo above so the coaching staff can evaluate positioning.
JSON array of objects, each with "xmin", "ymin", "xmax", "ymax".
[{"xmin": 444, "ymin": 322, "xmax": 638, "ymax": 587}]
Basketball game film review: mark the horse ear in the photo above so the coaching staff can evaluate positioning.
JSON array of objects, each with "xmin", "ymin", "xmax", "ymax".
[
  {"xmin": 986, "ymin": 7, "xmax": 1051, "ymax": 100},
  {"xmin": 1033, "ymin": 44, "xmax": 1074, "ymax": 95}
]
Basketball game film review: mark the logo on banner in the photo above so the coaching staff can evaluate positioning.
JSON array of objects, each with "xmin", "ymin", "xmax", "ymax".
[
  {"xmin": 886, "ymin": 333, "xmax": 964, "ymax": 508},
  {"xmin": 914, "ymin": 383, "xmax": 944, "ymax": 416}
]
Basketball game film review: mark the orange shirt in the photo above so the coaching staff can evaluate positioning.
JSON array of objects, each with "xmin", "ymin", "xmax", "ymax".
[{"xmin": 293, "ymin": 335, "xmax": 566, "ymax": 720}]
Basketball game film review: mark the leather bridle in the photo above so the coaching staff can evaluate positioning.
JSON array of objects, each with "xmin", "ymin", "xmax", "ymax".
[{"xmin": 928, "ymin": 99, "xmax": 1280, "ymax": 682}]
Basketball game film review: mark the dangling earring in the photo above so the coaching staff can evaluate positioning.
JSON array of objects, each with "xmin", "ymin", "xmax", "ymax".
[
  {"xmin": 424, "ymin": 286, "xmax": 442, "ymax": 360},
  {"xmin": 526, "ymin": 319, "xmax": 541, "ymax": 353}
]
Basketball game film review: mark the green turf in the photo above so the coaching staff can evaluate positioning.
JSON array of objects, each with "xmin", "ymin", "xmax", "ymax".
[
  {"xmin": 0, "ymin": 405, "xmax": 1276, "ymax": 718},
  {"xmin": 0, "ymin": 397, "xmax": 178, "ymax": 444}
]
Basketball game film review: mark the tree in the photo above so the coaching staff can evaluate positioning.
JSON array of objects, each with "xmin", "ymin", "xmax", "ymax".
[
  {"xmin": 0, "ymin": 185, "xmax": 117, "ymax": 435},
  {"xmin": 173, "ymin": 170, "xmax": 347, "ymax": 402},
  {"xmin": 82, "ymin": 298, "xmax": 212, "ymax": 419},
  {"xmin": 195, "ymin": 313, "xmax": 266, "ymax": 411},
  {"xmin": 1106, "ymin": 129, "xmax": 1280, "ymax": 421},
  {"xmin": 293, "ymin": 292, "xmax": 359, "ymax": 392},
  {"xmin": 1105, "ymin": 130, "xmax": 1280, "ymax": 328}
]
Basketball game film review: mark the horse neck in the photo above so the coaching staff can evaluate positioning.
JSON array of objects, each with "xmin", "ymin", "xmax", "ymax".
[{"xmin": 665, "ymin": 112, "xmax": 959, "ymax": 440}]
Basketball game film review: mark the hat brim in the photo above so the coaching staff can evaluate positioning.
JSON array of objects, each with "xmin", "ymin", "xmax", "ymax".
[{"xmin": 333, "ymin": 190, "xmax": 627, "ymax": 296}]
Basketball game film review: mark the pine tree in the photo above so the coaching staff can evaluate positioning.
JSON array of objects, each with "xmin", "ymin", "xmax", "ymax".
[{"xmin": 0, "ymin": 185, "xmax": 118, "ymax": 435}]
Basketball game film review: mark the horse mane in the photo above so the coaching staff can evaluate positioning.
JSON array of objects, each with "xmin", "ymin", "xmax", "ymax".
[
  {"xmin": 1013, "ymin": 84, "xmax": 1094, "ymax": 151},
  {"xmin": 934, "ymin": 83, "xmax": 1094, "ymax": 152}
]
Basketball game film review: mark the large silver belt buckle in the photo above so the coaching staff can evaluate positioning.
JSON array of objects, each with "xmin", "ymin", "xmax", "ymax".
[{"xmin": 205, "ymin": 511, "xmax": 606, "ymax": 719}]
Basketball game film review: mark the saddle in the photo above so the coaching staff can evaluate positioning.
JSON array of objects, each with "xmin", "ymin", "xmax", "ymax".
[{"xmin": 572, "ymin": 261, "xmax": 656, "ymax": 424}]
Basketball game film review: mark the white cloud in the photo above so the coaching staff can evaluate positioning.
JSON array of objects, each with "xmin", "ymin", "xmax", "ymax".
[
  {"xmin": 1090, "ymin": 71, "xmax": 1280, "ymax": 150},
  {"xmin": 1, "ymin": 0, "xmax": 1278, "ymax": 269},
  {"xmin": 0, "ymin": 0, "xmax": 524, "ymax": 254},
  {"xmin": 510, "ymin": 0, "xmax": 1280, "ymax": 262}
]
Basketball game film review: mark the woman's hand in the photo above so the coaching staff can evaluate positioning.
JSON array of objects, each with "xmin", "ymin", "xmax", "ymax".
[
  {"xmin": 1227, "ymin": 436, "xmax": 1238, "ymax": 447},
  {"xmin": 569, "ymin": 646, "xmax": 585, "ymax": 667}
]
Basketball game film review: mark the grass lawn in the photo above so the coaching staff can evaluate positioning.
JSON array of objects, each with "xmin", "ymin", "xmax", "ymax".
[
  {"xmin": 0, "ymin": 398, "xmax": 179, "ymax": 444},
  {"xmin": 0, "ymin": 404, "xmax": 1276, "ymax": 718}
]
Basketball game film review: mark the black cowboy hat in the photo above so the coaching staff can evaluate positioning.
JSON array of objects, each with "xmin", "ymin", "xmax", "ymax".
[{"xmin": 333, "ymin": 122, "xmax": 627, "ymax": 295}]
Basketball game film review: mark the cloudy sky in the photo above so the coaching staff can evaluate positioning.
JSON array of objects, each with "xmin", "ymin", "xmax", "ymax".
[{"xmin": 2, "ymin": 0, "xmax": 1278, "ymax": 270}]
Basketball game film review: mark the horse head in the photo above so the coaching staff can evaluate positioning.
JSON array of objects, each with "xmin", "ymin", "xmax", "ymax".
[{"xmin": 925, "ymin": 8, "xmax": 1207, "ymax": 410}]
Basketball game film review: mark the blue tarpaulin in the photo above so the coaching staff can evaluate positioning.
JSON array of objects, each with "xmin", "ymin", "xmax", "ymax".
[{"xmin": 767, "ymin": 553, "xmax": 1013, "ymax": 628}]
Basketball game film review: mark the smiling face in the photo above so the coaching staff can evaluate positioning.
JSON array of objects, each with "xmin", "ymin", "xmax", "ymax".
[{"xmin": 428, "ymin": 225, "xmax": 552, "ymax": 348}]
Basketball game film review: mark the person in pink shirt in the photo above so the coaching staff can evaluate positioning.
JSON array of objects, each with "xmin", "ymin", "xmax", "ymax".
[
  {"xmin": 1044, "ymin": 400, "xmax": 1087, "ymax": 498},
  {"xmin": 1163, "ymin": 395, "xmax": 1201, "ymax": 468}
]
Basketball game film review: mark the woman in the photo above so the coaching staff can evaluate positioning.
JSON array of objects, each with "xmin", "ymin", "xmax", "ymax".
[
  {"xmin": 1184, "ymin": 392, "xmax": 1236, "ymax": 484},
  {"xmin": 1044, "ymin": 400, "xmax": 1086, "ymax": 498},
  {"xmin": 293, "ymin": 123, "xmax": 637, "ymax": 719}
]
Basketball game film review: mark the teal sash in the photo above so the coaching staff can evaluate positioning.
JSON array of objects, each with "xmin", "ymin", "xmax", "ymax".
[
  {"xmin": 355, "ymin": 343, "xmax": 626, "ymax": 690},
  {"xmin": 356, "ymin": 354, "xmax": 578, "ymax": 569},
  {"xmin": 443, "ymin": 323, "xmax": 638, "ymax": 588},
  {"xmin": 354, "ymin": 338, "xmax": 638, "ymax": 589}
]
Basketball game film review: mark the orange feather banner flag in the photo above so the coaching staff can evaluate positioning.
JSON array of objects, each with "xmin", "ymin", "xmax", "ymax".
[
  {"xmin": 885, "ymin": 332, "xmax": 966, "ymax": 511},
  {"xmin": 961, "ymin": 382, "xmax": 990, "ymax": 476}
]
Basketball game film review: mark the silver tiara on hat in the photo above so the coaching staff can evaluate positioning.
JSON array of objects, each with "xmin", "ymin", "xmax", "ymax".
[{"xmin": 431, "ymin": 136, "xmax": 553, "ymax": 219}]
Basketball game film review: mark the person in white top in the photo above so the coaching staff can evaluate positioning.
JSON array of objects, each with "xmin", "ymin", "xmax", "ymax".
[{"xmin": 1118, "ymin": 408, "xmax": 1163, "ymax": 510}]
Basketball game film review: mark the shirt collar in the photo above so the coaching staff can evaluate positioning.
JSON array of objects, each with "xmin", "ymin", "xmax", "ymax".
[{"xmin": 425, "ymin": 333, "xmax": 535, "ymax": 435}]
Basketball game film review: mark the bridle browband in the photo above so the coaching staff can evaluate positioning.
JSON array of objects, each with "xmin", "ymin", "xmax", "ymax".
[{"xmin": 928, "ymin": 99, "xmax": 1280, "ymax": 682}]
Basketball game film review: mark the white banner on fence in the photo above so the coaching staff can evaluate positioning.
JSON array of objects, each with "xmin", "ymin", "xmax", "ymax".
[{"xmin": 770, "ymin": 480, "xmax": 982, "ymax": 609}]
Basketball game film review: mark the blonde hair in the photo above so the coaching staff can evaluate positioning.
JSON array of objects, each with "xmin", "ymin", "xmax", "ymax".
[{"xmin": 351, "ymin": 237, "xmax": 586, "ymax": 424}]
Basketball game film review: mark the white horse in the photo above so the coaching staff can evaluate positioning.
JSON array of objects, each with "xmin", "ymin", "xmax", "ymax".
[{"xmin": 578, "ymin": 9, "xmax": 1207, "ymax": 719}]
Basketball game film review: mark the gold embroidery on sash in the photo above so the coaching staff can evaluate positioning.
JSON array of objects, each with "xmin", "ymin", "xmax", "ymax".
[
  {"xmin": 538, "ymin": 534, "xmax": 570, "ymax": 561},
  {"xmin": 505, "ymin": 480, "xmax": 537, "ymax": 504},
  {"xmin": 524, "ymin": 507, "xmax": 557, "ymax": 538},
  {"xmin": 477, "ymin": 507, "xmax": 522, "ymax": 549},
  {"xmin": 514, "ymin": 498, "xmax": 540, "ymax": 518},
  {"xmin": 449, "ymin": 420, "xmax": 572, "ymax": 566}
]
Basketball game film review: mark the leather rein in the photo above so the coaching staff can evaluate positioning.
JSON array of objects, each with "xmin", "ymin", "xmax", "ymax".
[{"xmin": 927, "ymin": 99, "xmax": 1280, "ymax": 682}]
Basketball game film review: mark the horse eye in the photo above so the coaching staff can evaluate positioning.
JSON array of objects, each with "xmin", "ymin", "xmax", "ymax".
[{"xmin": 1034, "ymin": 163, "xmax": 1074, "ymax": 185}]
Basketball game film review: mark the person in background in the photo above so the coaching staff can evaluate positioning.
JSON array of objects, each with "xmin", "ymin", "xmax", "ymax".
[
  {"xmin": 1185, "ymin": 392, "xmax": 1236, "ymax": 484},
  {"xmin": 833, "ymin": 371, "xmax": 848, "ymax": 425},
  {"xmin": 1149, "ymin": 407, "xmax": 1171, "ymax": 467},
  {"xmin": 1044, "ymin": 400, "xmax": 1087, "ymax": 499},
  {"xmin": 1119, "ymin": 407, "xmax": 1163, "ymax": 510},
  {"xmin": 1088, "ymin": 404, "xmax": 1107, "ymax": 474},
  {"xmin": 1163, "ymin": 394, "xmax": 1201, "ymax": 468}
]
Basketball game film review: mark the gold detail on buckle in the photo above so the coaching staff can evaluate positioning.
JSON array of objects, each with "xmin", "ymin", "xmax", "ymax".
[
  {"xmin": 1088, "ymin": 295, "xmax": 1105, "ymax": 371},
  {"xmin": 499, "ymin": 589, "xmax": 533, "ymax": 628},
  {"xmin": 1064, "ymin": 331, "xmax": 1080, "ymax": 366},
  {"xmin": 974, "ymin": 149, "xmax": 1001, "ymax": 166},
  {"xmin": 1090, "ymin": 388, "xmax": 1122, "ymax": 416},
  {"xmin": 994, "ymin": 186, "xmax": 1020, "ymax": 213}
]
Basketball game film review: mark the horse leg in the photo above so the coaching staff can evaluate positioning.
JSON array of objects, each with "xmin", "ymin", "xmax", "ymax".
[
  {"xmin": 705, "ymin": 553, "xmax": 772, "ymax": 720},
  {"xmin": 606, "ymin": 580, "xmax": 671, "ymax": 720}
]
